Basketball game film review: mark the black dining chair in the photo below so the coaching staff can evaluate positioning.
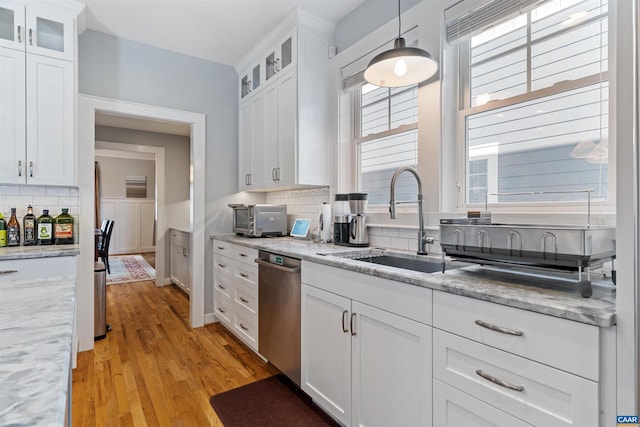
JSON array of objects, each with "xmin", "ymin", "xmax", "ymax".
[{"xmin": 98, "ymin": 220, "xmax": 115, "ymax": 274}]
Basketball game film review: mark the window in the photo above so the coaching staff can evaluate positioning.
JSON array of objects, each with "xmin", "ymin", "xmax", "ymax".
[
  {"xmin": 458, "ymin": 0, "xmax": 609, "ymax": 205},
  {"xmin": 353, "ymin": 83, "xmax": 419, "ymax": 205}
]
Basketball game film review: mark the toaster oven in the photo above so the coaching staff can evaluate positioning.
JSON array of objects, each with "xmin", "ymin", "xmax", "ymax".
[{"xmin": 228, "ymin": 204, "xmax": 287, "ymax": 237}]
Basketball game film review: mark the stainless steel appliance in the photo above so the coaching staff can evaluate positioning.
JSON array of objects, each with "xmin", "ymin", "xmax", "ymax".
[
  {"xmin": 255, "ymin": 251, "xmax": 301, "ymax": 386},
  {"xmin": 94, "ymin": 261, "xmax": 108, "ymax": 340},
  {"xmin": 348, "ymin": 193, "xmax": 369, "ymax": 247},
  {"xmin": 228, "ymin": 204, "xmax": 287, "ymax": 237},
  {"xmin": 333, "ymin": 193, "xmax": 350, "ymax": 245},
  {"xmin": 439, "ymin": 220, "xmax": 616, "ymax": 297}
]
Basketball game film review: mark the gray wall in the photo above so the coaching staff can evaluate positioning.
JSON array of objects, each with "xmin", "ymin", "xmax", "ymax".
[
  {"xmin": 79, "ymin": 30, "xmax": 239, "ymax": 315},
  {"xmin": 96, "ymin": 155, "xmax": 156, "ymax": 199},
  {"xmin": 332, "ymin": 0, "xmax": 422, "ymax": 53}
]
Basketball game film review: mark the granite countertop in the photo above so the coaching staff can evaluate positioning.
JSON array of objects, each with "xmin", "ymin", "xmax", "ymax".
[
  {"xmin": 0, "ymin": 276, "xmax": 76, "ymax": 426},
  {"xmin": 172, "ymin": 226, "xmax": 191, "ymax": 234},
  {"xmin": 0, "ymin": 245, "xmax": 80, "ymax": 261},
  {"xmin": 212, "ymin": 234, "xmax": 616, "ymax": 327}
]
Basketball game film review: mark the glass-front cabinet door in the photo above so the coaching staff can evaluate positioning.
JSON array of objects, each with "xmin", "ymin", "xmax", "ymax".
[
  {"xmin": 240, "ymin": 73, "xmax": 250, "ymax": 100},
  {"xmin": 25, "ymin": 7, "xmax": 74, "ymax": 61},
  {"xmin": 279, "ymin": 31, "xmax": 296, "ymax": 73},
  {"xmin": 265, "ymin": 51, "xmax": 276, "ymax": 82},
  {"xmin": 251, "ymin": 62, "xmax": 261, "ymax": 92},
  {"xmin": 0, "ymin": 3, "xmax": 25, "ymax": 51}
]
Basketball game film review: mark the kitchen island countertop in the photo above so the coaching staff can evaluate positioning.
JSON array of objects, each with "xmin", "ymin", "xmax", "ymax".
[
  {"xmin": 212, "ymin": 234, "xmax": 616, "ymax": 327},
  {"xmin": 0, "ymin": 276, "xmax": 76, "ymax": 426}
]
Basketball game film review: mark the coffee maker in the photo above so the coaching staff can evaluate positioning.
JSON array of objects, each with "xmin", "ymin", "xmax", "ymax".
[
  {"xmin": 333, "ymin": 194, "xmax": 350, "ymax": 245},
  {"xmin": 347, "ymin": 193, "xmax": 369, "ymax": 247}
]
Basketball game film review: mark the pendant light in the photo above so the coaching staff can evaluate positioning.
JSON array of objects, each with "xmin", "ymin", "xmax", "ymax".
[{"xmin": 364, "ymin": 0, "xmax": 438, "ymax": 88}]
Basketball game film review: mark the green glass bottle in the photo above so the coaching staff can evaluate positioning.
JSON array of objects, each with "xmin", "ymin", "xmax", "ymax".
[
  {"xmin": 23, "ymin": 205, "xmax": 36, "ymax": 246},
  {"xmin": 54, "ymin": 208, "xmax": 74, "ymax": 245},
  {"xmin": 37, "ymin": 209, "xmax": 55, "ymax": 245},
  {"xmin": 0, "ymin": 212, "xmax": 6, "ymax": 247}
]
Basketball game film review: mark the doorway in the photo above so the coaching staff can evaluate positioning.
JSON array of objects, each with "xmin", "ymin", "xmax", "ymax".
[{"xmin": 77, "ymin": 95, "xmax": 206, "ymax": 353}]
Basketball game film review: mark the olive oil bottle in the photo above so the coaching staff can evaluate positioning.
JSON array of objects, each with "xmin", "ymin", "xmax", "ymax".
[
  {"xmin": 23, "ymin": 205, "xmax": 36, "ymax": 246},
  {"xmin": 54, "ymin": 208, "xmax": 74, "ymax": 245},
  {"xmin": 37, "ymin": 209, "xmax": 55, "ymax": 245},
  {"xmin": 7, "ymin": 208, "xmax": 20, "ymax": 246},
  {"xmin": 0, "ymin": 212, "xmax": 6, "ymax": 247}
]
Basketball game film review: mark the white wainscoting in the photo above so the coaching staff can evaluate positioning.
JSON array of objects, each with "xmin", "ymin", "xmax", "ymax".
[{"xmin": 101, "ymin": 198, "xmax": 155, "ymax": 254}]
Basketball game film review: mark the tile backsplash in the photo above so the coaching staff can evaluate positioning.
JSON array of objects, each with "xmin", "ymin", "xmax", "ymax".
[
  {"xmin": 0, "ymin": 185, "xmax": 80, "ymax": 223},
  {"xmin": 266, "ymin": 187, "xmax": 330, "ymax": 238}
]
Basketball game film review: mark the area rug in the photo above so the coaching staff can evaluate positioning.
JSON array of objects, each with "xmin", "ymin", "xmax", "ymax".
[
  {"xmin": 209, "ymin": 375, "xmax": 340, "ymax": 427},
  {"xmin": 106, "ymin": 255, "xmax": 155, "ymax": 285}
]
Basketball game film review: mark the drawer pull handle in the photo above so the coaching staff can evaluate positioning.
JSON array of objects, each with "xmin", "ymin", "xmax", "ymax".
[
  {"xmin": 217, "ymin": 263, "xmax": 226, "ymax": 268},
  {"xmin": 239, "ymin": 253, "xmax": 248, "ymax": 257},
  {"xmin": 239, "ymin": 272, "xmax": 249, "ymax": 278},
  {"xmin": 239, "ymin": 323, "xmax": 249, "ymax": 331},
  {"xmin": 217, "ymin": 246, "xmax": 225, "ymax": 250},
  {"xmin": 217, "ymin": 307, "xmax": 226, "ymax": 313},
  {"xmin": 0, "ymin": 270, "xmax": 18, "ymax": 275},
  {"xmin": 218, "ymin": 285, "xmax": 226, "ymax": 290},
  {"xmin": 341, "ymin": 310, "xmax": 348, "ymax": 333},
  {"xmin": 475, "ymin": 320, "xmax": 524, "ymax": 336},
  {"xmin": 475, "ymin": 369, "xmax": 524, "ymax": 392},
  {"xmin": 239, "ymin": 297, "xmax": 249, "ymax": 303}
]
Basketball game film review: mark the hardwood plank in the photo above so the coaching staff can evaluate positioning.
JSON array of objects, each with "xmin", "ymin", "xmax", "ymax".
[{"xmin": 72, "ymin": 281, "xmax": 277, "ymax": 425}]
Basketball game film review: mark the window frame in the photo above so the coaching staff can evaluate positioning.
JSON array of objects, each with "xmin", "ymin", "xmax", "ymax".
[{"xmin": 455, "ymin": 1, "xmax": 615, "ymax": 212}]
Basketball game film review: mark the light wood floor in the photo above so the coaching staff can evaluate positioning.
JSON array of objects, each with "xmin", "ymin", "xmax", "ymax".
[{"xmin": 72, "ymin": 276, "xmax": 277, "ymax": 426}]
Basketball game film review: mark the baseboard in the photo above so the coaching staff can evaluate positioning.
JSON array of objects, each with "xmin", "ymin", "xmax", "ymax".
[{"xmin": 204, "ymin": 313, "xmax": 218, "ymax": 324}]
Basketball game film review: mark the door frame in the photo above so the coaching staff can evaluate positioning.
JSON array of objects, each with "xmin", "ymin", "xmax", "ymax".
[{"xmin": 77, "ymin": 94, "xmax": 206, "ymax": 352}]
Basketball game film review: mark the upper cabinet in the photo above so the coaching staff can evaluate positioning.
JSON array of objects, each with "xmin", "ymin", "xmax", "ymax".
[
  {"xmin": 236, "ymin": 11, "xmax": 331, "ymax": 192},
  {"xmin": 0, "ymin": 2, "xmax": 75, "ymax": 61},
  {"xmin": 0, "ymin": 0, "xmax": 84, "ymax": 186}
]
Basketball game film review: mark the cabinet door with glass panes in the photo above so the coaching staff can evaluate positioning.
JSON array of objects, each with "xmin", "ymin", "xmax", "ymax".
[
  {"xmin": 239, "ymin": 61, "xmax": 263, "ymax": 101},
  {"xmin": 0, "ymin": 2, "xmax": 75, "ymax": 61},
  {"xmin": 264, "ymin": 27, "xmax": 297, "ymax": 84}
]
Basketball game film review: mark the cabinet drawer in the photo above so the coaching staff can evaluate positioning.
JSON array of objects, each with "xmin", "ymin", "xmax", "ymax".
[
  {"xmin": 234, "ymin": 262, "xmax": 257, "ymax": 289},
  {"xmin": 232, "ymin": 244, "xmax": 258, "ymax": 266},
  {"xmin": 432, "ymin": 291, "xmax": 599, "ymax": 380},
  {"xmin": 433, "ymin": 329, "xmax": 598, "ymax": 427},
  {"xmin": 213, "ymin": 254, "xmax": 234, "ymax": 277},
  {"xmin": 213, "ymin": 240, "xmax": 233, "ymax": 256},
  {"xmin": 434, "ymin": 379, "xmax": 532, "ymax": 427},
  {"xmin": 234, "ymin": 310, "xmax": 258, "ymax": 350},
  {"xmin": 234, "ymin": 284, "xmax": 258, "ymax": 316},
  {"xmin": 213, "ymin": 268, "xmax": 234, "ymax": 298},
  {"xmin": 214, "ymin": 289, "xmax": 232, "ymax": 325},
  {"xmin": 0, "ymin": 256, "xmax": 76, "ymax": 282}
]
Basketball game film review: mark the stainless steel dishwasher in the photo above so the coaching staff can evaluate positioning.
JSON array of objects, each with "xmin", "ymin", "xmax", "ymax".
[{"xmin": 255, "ymin": 250, "xmax": 301, "ymax": 386}]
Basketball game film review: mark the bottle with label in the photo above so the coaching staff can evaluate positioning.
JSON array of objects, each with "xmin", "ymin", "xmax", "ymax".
[
  {"xmin": 55, "ymin": 208, "xmax": 74, "ymax": 245},
  {"xmin": 37, "ymin": 209, "xmax": 55, "ymax": 245},
  {"xmin": 0, "ymin": 212, "xmax": 6, "ymax": 247},
  {"xmin": 7, "ymin": 208, "xmax": 20, "ymax": 246},
  {"xmin": 23, "ymin": 205, "xmax": 36, "ymax": 246}
]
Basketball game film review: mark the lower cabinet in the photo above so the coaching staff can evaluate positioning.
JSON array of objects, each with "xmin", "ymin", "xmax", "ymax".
[
  {"xmin": 170, "ymin": 230, "xmax": 190, "ymax": 294},
  {"xmin": 301, "ymin": 261, "xmax": 432, "ymax": 427},
  {"xmin": 212, "ymin": 239, "xmax": 259, "ymax": 352}
]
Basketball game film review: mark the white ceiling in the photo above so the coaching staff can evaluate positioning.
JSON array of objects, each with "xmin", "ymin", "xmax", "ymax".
[{"xmin": 77, "ymin": 0, "xmax": 365, "ymax": 66}]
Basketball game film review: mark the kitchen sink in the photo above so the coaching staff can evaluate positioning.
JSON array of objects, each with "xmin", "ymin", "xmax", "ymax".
[
  {"xmin": 352, "ymin": 254, "xmax": 445, "ymax": 273},
  {"xmin": 323, "ymin": 249, "xmax": 465, "ymax": 274}
]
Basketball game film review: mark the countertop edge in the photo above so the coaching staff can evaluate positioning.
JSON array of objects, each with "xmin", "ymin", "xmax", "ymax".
[{"xmin": 0, "ymin": 245, "xmax": 80, "ymax": 261}]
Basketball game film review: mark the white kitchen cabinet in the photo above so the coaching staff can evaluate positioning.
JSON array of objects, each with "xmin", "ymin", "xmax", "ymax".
[
  {"xmin": 0, "ymin": 1, "xmax": 82, "ymax": 186},
  {"xmin": 212, "ymin": 239, "xmax": 260, "ymax": 351},
  {"xmin": 432, "ymin": 291, "xmax": 600, "ymax": 427},
  {"xmin": 239, "ymin": 60, "xmax": 262, "ymax": 102},
  {"xmin": 302, "ymin": 262, "xmax": 432, "ymax": 427},
  {"xmin": 433, "ymin": 379, "xmax": 532, "ymax": 427},
  {"xmin": 170, "ymin": 229, "xmax": 190, "ymax": 294},
  {"xmin": 236, "ymin": 13, "xmax": 331, "ymax": 191}
]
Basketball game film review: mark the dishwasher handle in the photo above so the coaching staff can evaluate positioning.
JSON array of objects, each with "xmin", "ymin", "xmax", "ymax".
[{"xmin": 254, "ymin": 258, "xmax": 301, "ymax": 274}]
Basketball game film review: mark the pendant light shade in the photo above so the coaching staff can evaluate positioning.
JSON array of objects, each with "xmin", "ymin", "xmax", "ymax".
[{"xmin": 364, "ymin": 1, "xmax": 438, "ymax": 87}]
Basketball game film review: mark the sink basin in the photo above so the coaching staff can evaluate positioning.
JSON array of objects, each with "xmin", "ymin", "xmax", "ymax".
[
  {"xmin": 352, "ymin": 255, "xmax": 445, "ymax": 273},
  {"xmin": 323, "ymin": 249, "xmax": 464, "ymax": 274}
]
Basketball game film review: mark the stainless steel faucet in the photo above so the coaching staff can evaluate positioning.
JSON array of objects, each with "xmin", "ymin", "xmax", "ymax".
[{"xmin": 389, "ymin": 166, "xmax": 434, "ymax": 255}]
